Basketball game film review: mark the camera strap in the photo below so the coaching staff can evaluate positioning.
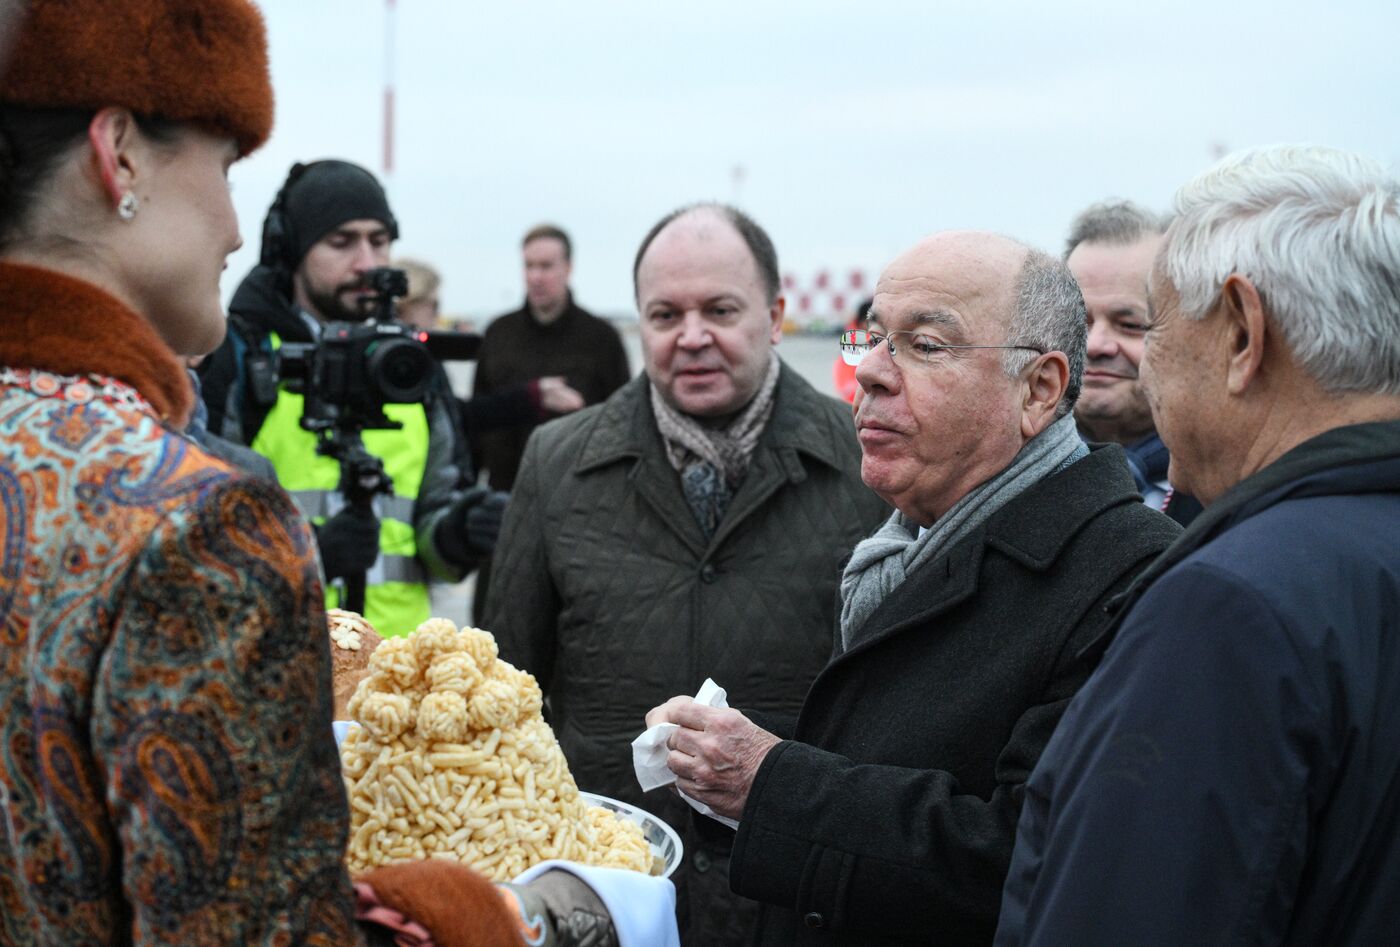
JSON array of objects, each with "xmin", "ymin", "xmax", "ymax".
[
  {"xmin": 243, "ymin": 319, "xmax": 281, "ymax": 409},
  {"xmin": 225, "ymin": 314, "xmax": 281, "ymax": 440},
  {"xmin": 247, "ymin": 351, "xmax": 280, "ymax": 409}
]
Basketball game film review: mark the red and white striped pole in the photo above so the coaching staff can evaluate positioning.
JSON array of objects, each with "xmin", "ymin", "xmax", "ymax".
[{"xmin": 383, "ymin": 0, "xmax": 397, "ymax": 176}]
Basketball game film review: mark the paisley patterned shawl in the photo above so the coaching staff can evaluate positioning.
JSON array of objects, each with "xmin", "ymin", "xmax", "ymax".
[{"xmin": 0, "ymin": 263, "xmax": 359, "ymax": 943}]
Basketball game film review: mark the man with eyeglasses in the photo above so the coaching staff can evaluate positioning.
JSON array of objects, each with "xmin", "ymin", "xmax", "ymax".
[
  {"xmin": 647, "ymin": 230, "xmax": 1180, "ymax": 945},
  {"xmin": 486, "ymin": 203, "xmax": 888, "ymax": 946}
]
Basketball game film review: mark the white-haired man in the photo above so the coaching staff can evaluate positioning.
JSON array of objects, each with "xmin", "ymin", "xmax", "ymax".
[{"xmin": 996, "ymin": 145, "xmax": 1400, "ymax": 945}]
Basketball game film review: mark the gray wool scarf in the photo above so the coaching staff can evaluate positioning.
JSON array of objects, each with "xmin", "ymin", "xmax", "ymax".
[
  {"xmin": 838, "ymin": 413, "xmax": 1087, "ymax": 651},
  {"xmin": 651, "ymin": 352, "xmax": 781, "ymax": 537}
]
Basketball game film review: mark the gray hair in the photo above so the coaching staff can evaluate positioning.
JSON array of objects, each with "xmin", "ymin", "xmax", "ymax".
[
  {"xmin": 1163, "ymin": 144, "xmax": 1400, "ymax": 396},
  {"xmin": 1063, "ymin": 199, "xmax": 1168, "ymax": 260},
  {"xmin": 1004, "ymin": 248, "xmax": 1087, "ymax": 418}
]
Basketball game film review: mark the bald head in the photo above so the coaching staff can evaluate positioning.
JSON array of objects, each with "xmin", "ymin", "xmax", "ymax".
[
  {"xmin": 637, "ymin": 208, "xmax": 761, "ymax": 299},
  {"xmin": 633, "ymin": 202, "xmax": 780, "ymax": 304},
  {"xmin": 883, "ymin": 229, "xmax": 1031, "ymax": 275},
  {"xmin": 871, "ymin": 230, "xmax": 1085, "ymax": 417},
  {"xmin": 875, "ymin": 231, "xmax": 1029, "ymax": 334}
]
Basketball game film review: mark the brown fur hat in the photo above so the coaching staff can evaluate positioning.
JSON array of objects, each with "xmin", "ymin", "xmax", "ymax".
[{"xmin": 0, "ymin": 0, "xmax": 274, "ymax": 156}]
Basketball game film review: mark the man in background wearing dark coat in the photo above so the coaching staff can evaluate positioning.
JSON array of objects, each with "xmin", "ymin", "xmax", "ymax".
[
  {"xmin": 471, "ymin": 224, "xmax": 631, "ymax": 623},
  {"xmin": 1064, "ymin": 200, "xmax": 1200, "ymax": 525},
  {"xmin": 648, "ymin": 231, "xmax": 1180, "ymax": 945},
  {"xmin": 472, "ymin": 224, "xmax": 631, "ymax": 492},
  {"xmin": 487, "ymin": 204, "xmax": 889, "ymax": 946},
  {"xmin": 997, "ymin": 146, "xmax": 1400, "ymax": 945}
]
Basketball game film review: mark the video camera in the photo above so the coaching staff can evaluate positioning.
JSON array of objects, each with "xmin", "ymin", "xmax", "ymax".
[
  {"xmin": 278, "ymin": 267, "xmax": 479, "ymax": 435},
  {"xmin": 270, "ymin": 267, "xmax": 479, "ymax": 612}
]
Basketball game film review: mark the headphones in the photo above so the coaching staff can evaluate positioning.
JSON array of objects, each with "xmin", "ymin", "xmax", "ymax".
[{"xmin": 258, "ymin": 161, "xmax": 311, "ymax": 275}]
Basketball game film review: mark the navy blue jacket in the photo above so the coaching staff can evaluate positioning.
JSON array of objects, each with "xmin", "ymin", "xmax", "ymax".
[{"xmin": 996, "ymin": 421, "xmax": 1400, "ymax": 946}]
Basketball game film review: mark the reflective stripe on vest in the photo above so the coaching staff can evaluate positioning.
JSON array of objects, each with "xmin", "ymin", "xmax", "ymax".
[
  {"xmin": 250, "ymin": 331, "xmax": 432, "ymax": 636},
  {"xmin": 289, "ymin": 490, "xmax": 416, "ymax": 525}
]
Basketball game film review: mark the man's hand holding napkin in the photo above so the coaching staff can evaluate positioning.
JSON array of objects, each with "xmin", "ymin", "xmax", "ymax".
[{"xmin": 635, "ymin": 680, "xmax": 781, "ymax": 825}]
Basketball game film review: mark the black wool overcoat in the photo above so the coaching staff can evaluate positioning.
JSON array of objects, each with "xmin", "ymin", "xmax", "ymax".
[{"xmin": 730, "ymin": 444, "xmax": 1182, "ymax": 946}]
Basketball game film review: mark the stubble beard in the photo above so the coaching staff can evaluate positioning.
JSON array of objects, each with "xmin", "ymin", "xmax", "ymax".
[{"xmin": 306, "ymin": 283, "xmax": 373, "ymax": 323}]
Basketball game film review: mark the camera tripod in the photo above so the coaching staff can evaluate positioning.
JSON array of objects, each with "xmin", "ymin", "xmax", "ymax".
[{"xmin": 317, "ymin": 426, "xmax": 395, "ymax": 615}]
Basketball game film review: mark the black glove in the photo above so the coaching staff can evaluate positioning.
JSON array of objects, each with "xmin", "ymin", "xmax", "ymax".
[
  {"xmin": 464, "ymin": 490, "xmax": 509, "ymax": 554},
  {"xmin": 433, "ymin": 487, "xmax": 510, "ymax": 567},
  {"xmin": 315, "ymin": 504, "xmax": 380, "ymax": 580}
]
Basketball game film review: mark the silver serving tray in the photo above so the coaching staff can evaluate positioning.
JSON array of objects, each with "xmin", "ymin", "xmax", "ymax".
[{"xmin": 580, "ymin": 791, "xmax": 683, "ymax": 879}]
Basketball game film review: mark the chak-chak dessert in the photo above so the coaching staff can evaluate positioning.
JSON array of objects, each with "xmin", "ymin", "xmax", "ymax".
[{"xmin": 339, "ymin": 618, "xmax": 654, "ymax": 879}]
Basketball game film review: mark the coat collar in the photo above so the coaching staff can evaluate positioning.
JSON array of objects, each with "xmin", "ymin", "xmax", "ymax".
[
  {"xmin": 1064, "ymin": 418, "xmax": 1400, "ymax": 672},
  {"xmin": 0, "ymin": 262, "xmax": 192, "ymax": 425},
  {"xmin": 982, "ymin": 442, "xmax": 1140, "ymax": 569},
  {"xmin": 1106, "ymin": 419, "xmax": 1400, "ymax": 621},
  {"xmin": 505, "ymin": 292, "xmax": 586, "ymax": 331},
  {"xmin": 836, "ymin": 443, "xmax": 1140, "ymax": 660},
  {"xmin": 228, "ymin": 263, "xmax": 314, "ymax": 342},
  {"xmin": 574, "ymin": 364, "xmax": 852, "ymax": 558},
  {"xmin": 576, "ymin": 363, "xmax": 848, "ymax": 476}
]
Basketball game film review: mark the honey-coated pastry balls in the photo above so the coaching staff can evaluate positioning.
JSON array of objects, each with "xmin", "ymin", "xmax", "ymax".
[{"xmin": 339, "ymin": 617, "xmax": 653, "ymax": 880}]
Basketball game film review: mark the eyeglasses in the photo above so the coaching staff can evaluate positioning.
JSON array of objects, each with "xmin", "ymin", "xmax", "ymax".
[{"xmin": 839, "ymin": 329, "xmax": 1044, "ymax": 367}]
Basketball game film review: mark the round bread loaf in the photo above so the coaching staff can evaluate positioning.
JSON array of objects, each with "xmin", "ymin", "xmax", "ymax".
[{"xmin": 328, "ymin": 608, "xmax": 383, "ymax": 720}]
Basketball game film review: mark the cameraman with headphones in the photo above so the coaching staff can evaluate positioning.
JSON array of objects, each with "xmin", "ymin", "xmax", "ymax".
[{"xmin": 200, "ymin": 159, "xmax": 504, "ymax": 636}]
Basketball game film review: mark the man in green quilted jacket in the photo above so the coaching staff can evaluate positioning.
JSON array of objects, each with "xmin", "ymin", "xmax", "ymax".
[{"xmin": 486, "ymin": 203, "xmax": 889, "ymax": 946}]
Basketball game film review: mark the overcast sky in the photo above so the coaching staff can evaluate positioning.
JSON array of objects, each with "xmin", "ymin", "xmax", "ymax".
[{"xmin": 223, "ymin": 0, "xmax": 1400, "ymax": 319}]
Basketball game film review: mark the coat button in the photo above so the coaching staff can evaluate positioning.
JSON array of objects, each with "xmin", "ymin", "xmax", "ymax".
[
  {"xmin": 693, "ymin": 850, "xmax": 712, "ymax": 873},
  {"xmin": 803, "ymin": 912, "xmax": 824, "ymax": 928},
  {"xmin": 700, "ymin": 564, "xmax": 717, "ymax": 583}
]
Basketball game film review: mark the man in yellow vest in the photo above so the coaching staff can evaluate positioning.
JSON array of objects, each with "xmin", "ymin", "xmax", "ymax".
[{"xmin": 200, "ymin": 160, "xmax": 504, "ymax": 636}]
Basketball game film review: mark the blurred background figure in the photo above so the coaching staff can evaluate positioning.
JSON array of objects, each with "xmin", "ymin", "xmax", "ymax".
[
  {"xmin": 473, "ymin": 223, "xmax": 630, "ymax": 490},
  {"xmin": 831, "ymin": 296, "xmax": 873, "ymax": 403},
  {"xmin": 395, "ymin": 256, "xmax": 442, "ymax": 330},
  {"xmin": 395, "ymin": 255, "xmax": 588, "ymax": 439},
  {"xmin": 1064, "ymin": 200, "xmax": 1201, "ymax": 524},
  {"xmin": 471, "ymin": 223, "xmax": 631, "ymax": 622}
]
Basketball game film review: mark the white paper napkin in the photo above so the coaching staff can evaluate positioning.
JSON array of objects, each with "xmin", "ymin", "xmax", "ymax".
[{"xmin": 631, "ymin": 679, "xmax": 740, "ymax": 830}]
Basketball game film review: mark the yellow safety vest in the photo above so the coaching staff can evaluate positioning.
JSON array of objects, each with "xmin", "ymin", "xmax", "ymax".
[{"xmin": 251, "ymin": 332, "xmax": 432, "ymax": 636}]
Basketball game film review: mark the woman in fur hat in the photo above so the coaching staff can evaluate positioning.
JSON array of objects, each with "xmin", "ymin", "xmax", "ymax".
[{"xmin": 0, "ymin": 3, "xmax": 674, "ymax": 946}]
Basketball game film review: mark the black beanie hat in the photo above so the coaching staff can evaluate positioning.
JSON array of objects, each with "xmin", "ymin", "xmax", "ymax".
[{"xmin": 261, "ymin": 159, "xmax": 399, "ymax": 271}]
